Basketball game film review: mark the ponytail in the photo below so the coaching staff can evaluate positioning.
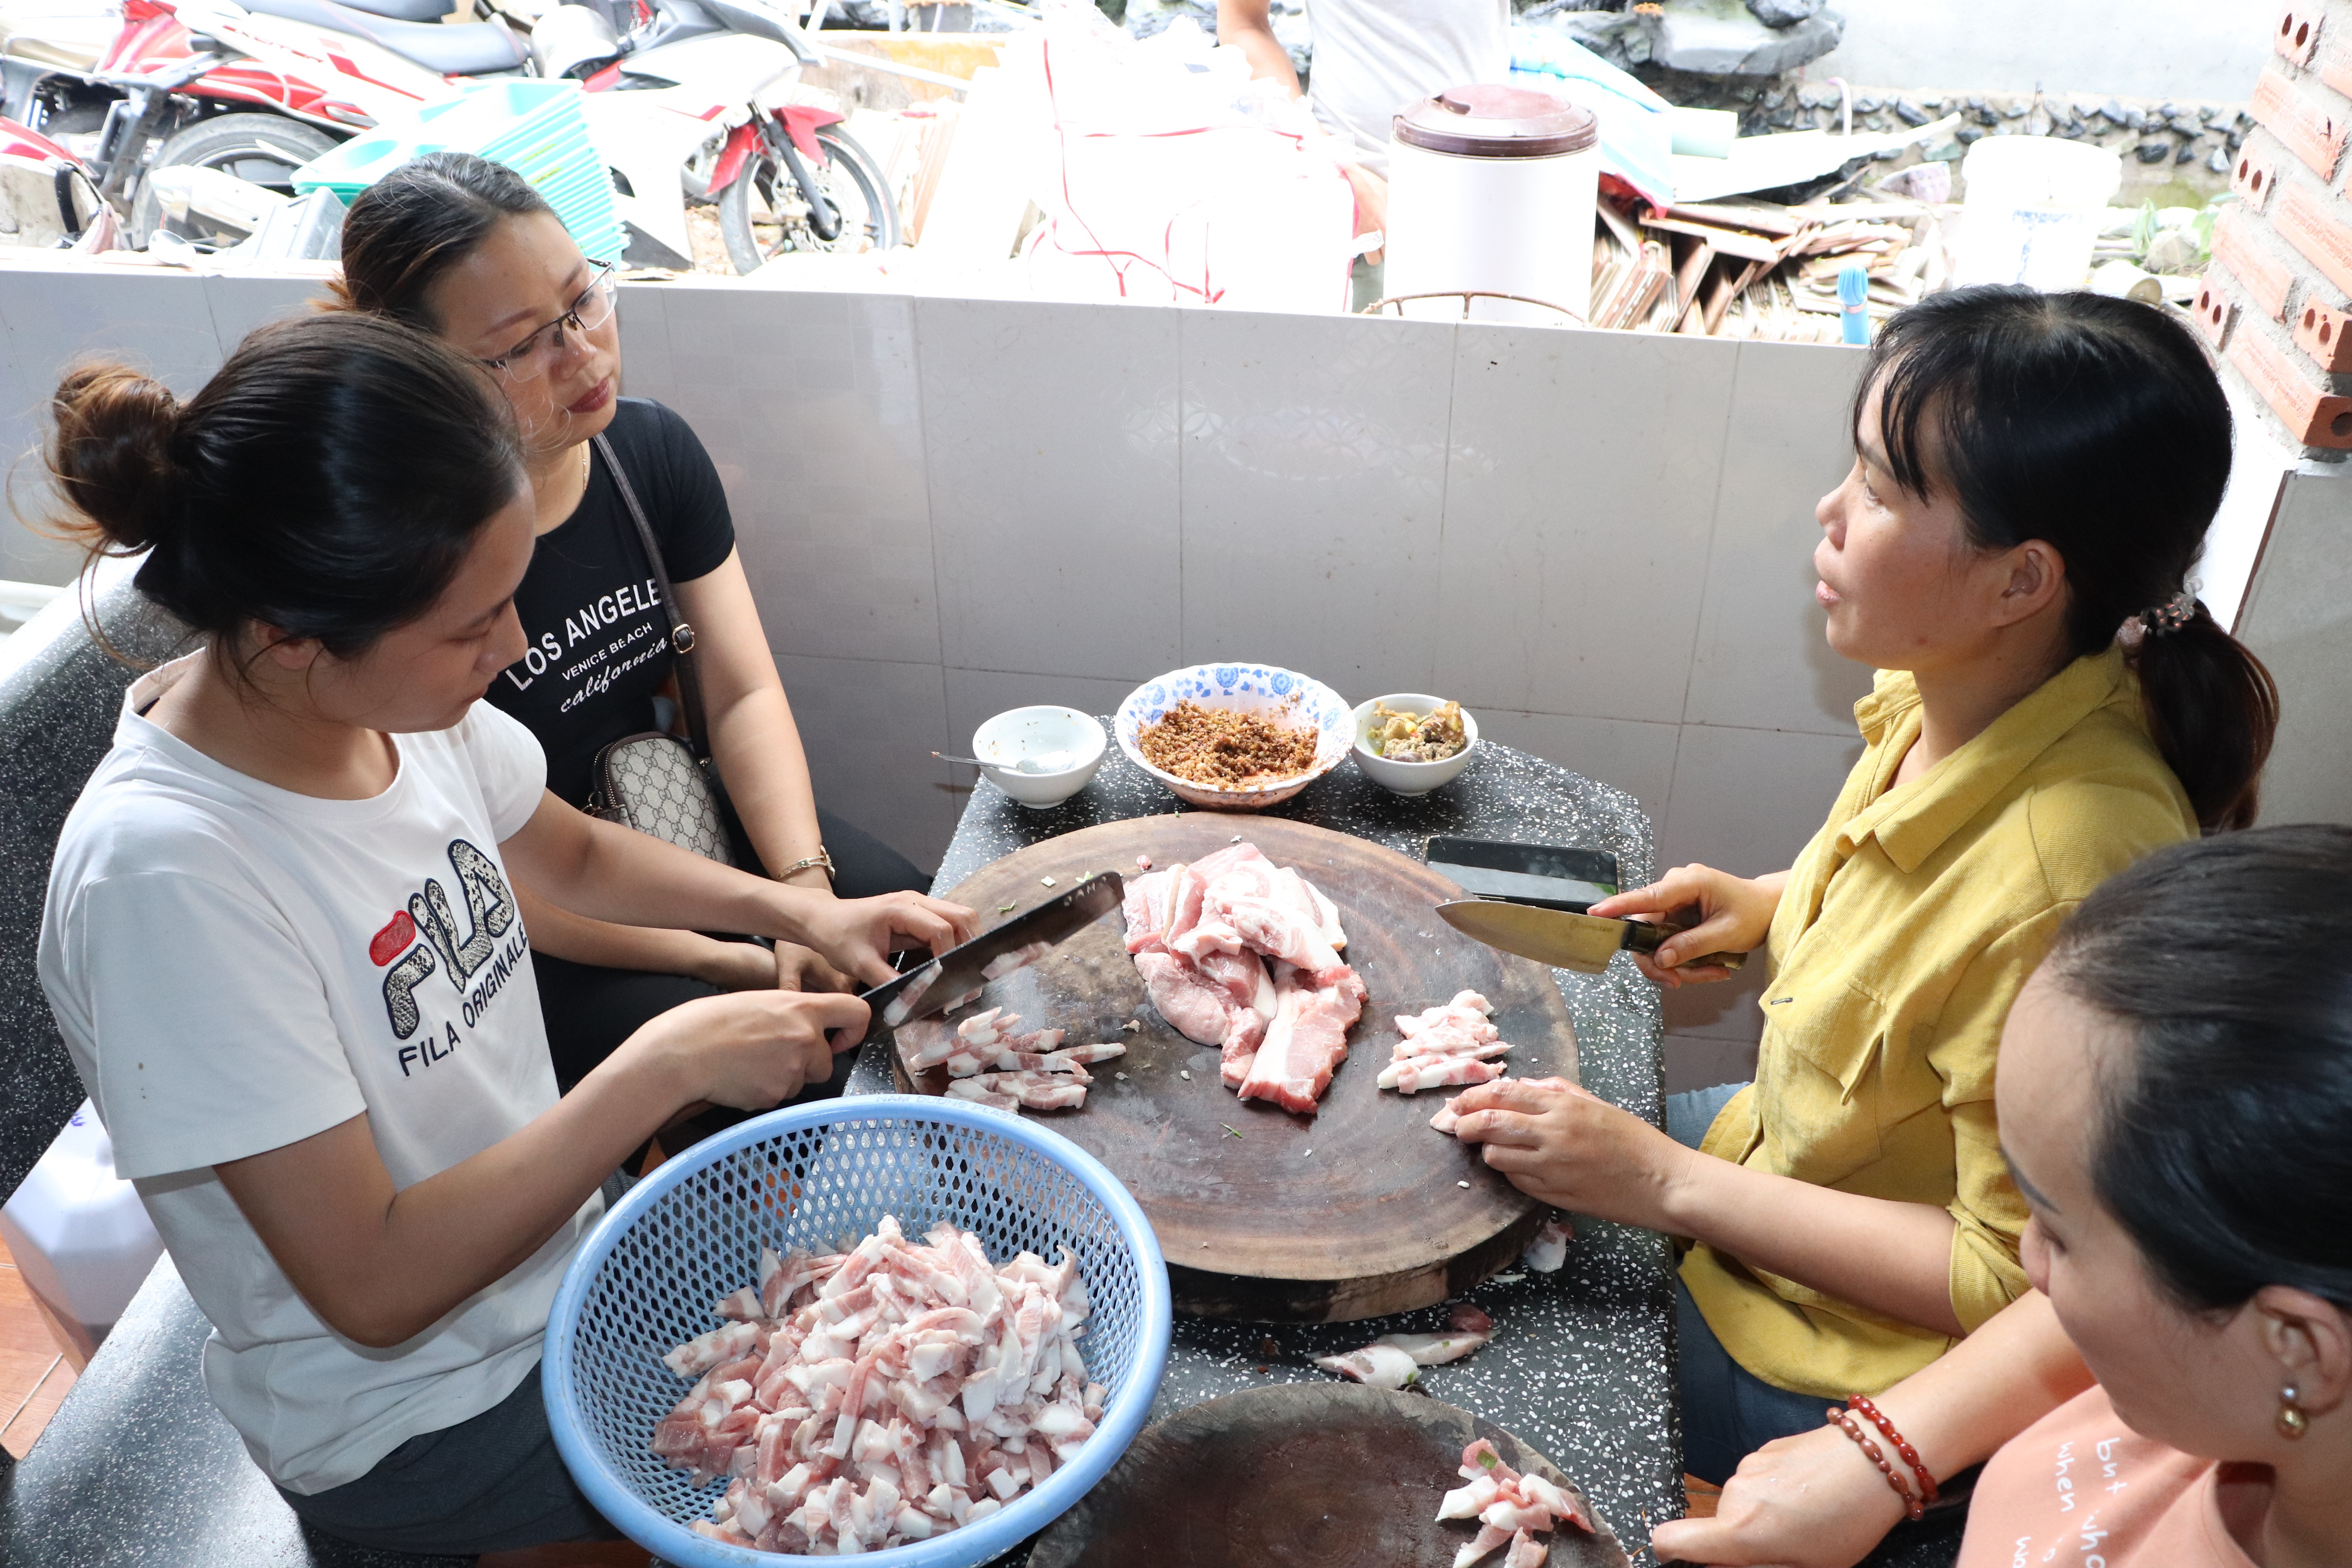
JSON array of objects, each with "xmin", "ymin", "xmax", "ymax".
[
  {"xmin": 1864, "ymin": 286, "xmax": 2279, "ymax": 833},
  {"xmin": 2130, "ymin": 604, "xmax": 2278, "ymax": 833},
  {"xmin": 44, "ymin": 312, "xmax": 524, "ymax": 662}
]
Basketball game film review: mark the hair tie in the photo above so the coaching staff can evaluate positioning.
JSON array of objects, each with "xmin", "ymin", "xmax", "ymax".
[{"xmin": 2139, "ymin": 587, "xmax": 2198, "ymax": 638}]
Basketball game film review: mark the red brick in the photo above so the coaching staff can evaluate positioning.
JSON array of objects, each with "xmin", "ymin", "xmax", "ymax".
[
  {"xmin": 2232, "ymin": 146, "xmax": 2279, "ymax": 213},
  {"xmin": 2252, "ymin": 67, "xmax": 2349, "ymax": 178},
  {"xmin": 2294, "ymin": 295, "xmax": 2352, "ymax": 369},
  {"xmin": 2321, "ymin": 49, "xmax": 2352, "ymax": 99},
  {"xmin": 2213, "ymin": 207, "xmax": 2298, "ymax": 321},
  {"xmin": 2277, "ymin": 5, "xmax": 2322, "ymax": 67},
  {"xmin": 2228, "ymin": 325, "xmax": 2352, "ymax": 448},
  {"xmin": 2276, "ymin": 183, "xmax": 2352, "ymax": 295},
  {"xmin": 2193, "ymin": 272, "xmax": 2238, "ymax": 348}
]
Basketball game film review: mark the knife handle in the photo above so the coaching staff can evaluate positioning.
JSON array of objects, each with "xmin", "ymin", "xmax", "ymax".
[{"xmin": 1619, "ymin": 916, "xmax": 1748, "ymax": 972}]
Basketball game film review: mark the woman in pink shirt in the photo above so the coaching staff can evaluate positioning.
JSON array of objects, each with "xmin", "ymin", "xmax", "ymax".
[{"xmin": 1946, "ymin": 822, "xmax": 2352, "ymax": 1567}]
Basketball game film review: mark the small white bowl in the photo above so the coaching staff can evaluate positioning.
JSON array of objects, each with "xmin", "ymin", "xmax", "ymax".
[
  {"xmin": 971, "ymin": 706, "xmax": 1107, "ymax": 809},
  {"xmin": 1351, "ymin": 694, "xmax": 1480, "ymax": 796},
  {"xmin": 1115, "ymin": 664, "xmax": 1351, "ymax": 811}
]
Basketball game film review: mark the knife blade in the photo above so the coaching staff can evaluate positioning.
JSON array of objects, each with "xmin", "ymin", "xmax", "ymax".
[
  {"xmin": 856, "ymin": 871, "xmax": 1126, "ymax": 1044},
  {"xmin": 1436, "ymin": 898, "xmax": 1746, "ymax": 975}
]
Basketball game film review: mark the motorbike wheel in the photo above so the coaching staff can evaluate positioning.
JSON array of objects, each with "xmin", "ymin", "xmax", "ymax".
[
  {"xmin": 128, "ymin": 113, "xmax": 339, "ymax": 249},
  {"xmin": 715, "ymin": 123, "xmax": 900, "ymax": 276}
]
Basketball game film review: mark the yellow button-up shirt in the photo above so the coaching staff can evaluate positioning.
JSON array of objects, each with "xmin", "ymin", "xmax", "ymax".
[{"xmin": 1682, "ymin": 646, "xmax": 2195, "ymax": 1399}]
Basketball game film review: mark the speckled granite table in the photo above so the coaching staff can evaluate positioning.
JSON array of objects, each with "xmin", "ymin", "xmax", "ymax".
[{"xmin": 844, "ymin": 733, "xmax": 1686, "ymax": 1562}]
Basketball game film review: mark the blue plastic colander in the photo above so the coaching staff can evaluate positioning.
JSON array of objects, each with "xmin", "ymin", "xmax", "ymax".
[{"xmin": 543, "ymin": 1095, "xmax": 1172, "ymax": 1567}]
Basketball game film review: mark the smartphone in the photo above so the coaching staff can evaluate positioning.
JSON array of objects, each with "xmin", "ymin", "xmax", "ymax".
[{"xmin": 1424, "ymin": 837, "xmax": 1621, "ymax": 913}]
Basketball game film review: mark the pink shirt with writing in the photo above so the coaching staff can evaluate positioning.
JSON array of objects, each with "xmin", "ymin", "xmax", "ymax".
[{"xmin": 1959, "ymin": 1386, "xmax": 2263, "ymax": 1568}]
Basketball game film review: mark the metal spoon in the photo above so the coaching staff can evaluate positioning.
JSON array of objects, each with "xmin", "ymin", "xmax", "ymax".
[{"xmin": 933, "ymin": 750, "xmax": 1071, "ymax": 775}]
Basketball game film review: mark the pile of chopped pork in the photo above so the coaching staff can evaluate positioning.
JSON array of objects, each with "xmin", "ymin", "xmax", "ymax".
[
  {"xmin": 1121, "ymin": 841, "xmax": 1366, "ymax": 1114},
  {"xmin": 1378, "ymin": 991, "xmax": 1516, "ymax": 1094},
  {"xmin": 651, "ymin": 1216, "xmax": 1105, "ymax": 1554},
  {"xmin": 898, "ymin": 1009, "xmax": 1127, "ymax": 1113},
  {"xmin": 1441, "ymin": 1438, "xmax": 1596, "ymax": 1568}
]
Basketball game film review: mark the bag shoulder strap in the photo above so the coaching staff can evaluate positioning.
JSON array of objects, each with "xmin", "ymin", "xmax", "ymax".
[{"xmin": 591, "ymin": 431, "xmax": 712, "ymax": 760}]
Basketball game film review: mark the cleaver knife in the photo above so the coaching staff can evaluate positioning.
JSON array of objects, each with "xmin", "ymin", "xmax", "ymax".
[
  {"xmin": 855, "ymin": 871, "xmax": 1125, "ymax": 1045},
  {"xmin": 1436, "ymin": 898, "xmax": 1746, "ymax": 976}
]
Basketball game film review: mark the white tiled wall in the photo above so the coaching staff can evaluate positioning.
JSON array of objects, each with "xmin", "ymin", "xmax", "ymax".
[{"xmin": 0, "ymin": 262, "xmax": 1895, "ymax": 1089}]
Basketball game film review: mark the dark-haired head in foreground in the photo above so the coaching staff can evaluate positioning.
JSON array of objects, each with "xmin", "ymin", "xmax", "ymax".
[{"xmin": 1999, "ymin": 825, "xmax": 2352, "ymax": 1532}]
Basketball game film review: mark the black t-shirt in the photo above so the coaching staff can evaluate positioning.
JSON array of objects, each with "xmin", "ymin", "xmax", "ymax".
[{"xmin": 486, "ymin": 399, "xmax": 736, "ymax": 806}]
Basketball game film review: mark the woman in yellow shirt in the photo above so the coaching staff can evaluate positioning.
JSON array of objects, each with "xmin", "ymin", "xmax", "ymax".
[{"xmin": 1452, "ymin": 287, "xmax": 2278, "ymax": 1490}]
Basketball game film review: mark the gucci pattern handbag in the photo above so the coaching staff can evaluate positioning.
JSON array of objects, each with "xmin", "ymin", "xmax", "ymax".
[{"xmin": 583, "ymin": 433, "xmax": 755, "ymax": 870}]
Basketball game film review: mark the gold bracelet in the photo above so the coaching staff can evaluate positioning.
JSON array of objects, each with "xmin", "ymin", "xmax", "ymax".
[{"xmin": 780, "ymin": 848, "xmax": 835, "ymax": 882}]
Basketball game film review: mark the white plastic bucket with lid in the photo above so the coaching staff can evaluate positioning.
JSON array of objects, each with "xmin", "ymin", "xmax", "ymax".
[
  {"xmin": 0, "ymin": 1100, "xmax": 164, "ymax": 1362},
  {"xmin": 1953, "ymin": 136, "xmax": 2123, "ymax": 292},
  {"xmin": 1383, "ymin": 83, "xmax": 1601, "ymax": 327}
]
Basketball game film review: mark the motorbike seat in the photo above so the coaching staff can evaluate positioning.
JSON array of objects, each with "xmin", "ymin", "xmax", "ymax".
[
  {"xmin": 238, "ymin": 0, "xmax": 529, "ymax": 76},
  {"xmin": 310, "ymin": 0, "xmax": 449, "ymax": 23}
]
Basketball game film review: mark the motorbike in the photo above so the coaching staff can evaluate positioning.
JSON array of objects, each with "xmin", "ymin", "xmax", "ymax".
[
  {"xmin": 0, "ymin": 0, "xmax": 900, "ymax": 265},
  {"xmin": 0, "ymin": 108, "xmax": 101, "ymax": 243},
  {"xmin": 536, "ymin": 0, "xmax": 900, "ymax": 270}
]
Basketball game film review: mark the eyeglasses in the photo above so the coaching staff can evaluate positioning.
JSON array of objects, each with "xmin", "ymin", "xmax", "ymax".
[{"xmin": 479, "ymin": 263, "xmax": 618, "ymax": 383}]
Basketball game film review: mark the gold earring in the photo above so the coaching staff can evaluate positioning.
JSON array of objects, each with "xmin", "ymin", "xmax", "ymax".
[{"xmin": 2279, "ymin": 1384, "xmax": 2310, "ymax": 1440}]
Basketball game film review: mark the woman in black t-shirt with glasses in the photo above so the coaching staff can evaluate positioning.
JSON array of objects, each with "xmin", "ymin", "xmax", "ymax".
[{"xmin": 335, "ymin": 152, "xmax": 929, "ymax": 1102}]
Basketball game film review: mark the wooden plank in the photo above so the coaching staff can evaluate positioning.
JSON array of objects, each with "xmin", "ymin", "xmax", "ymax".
[
  {"xmin": 1029, "ymin": 1384, "xmax": 1630, "ymax": 1568},
  {"xmin": 1665, "ymin": 200, "xmax": 1805, "ymax": 237},
  {"xmin": 1671, "ymin": 235, "xmax": 1715, "ymax": 332},
  {"xmin": 1704, "ymin": 258, "xmax": 1768, "ymax": 335},
  {"xmin": 1641, "ymin": 215, "xmax": 1782, "ymax": 265},
  {"xmin": 891, "ymin": 817, "xmax": 1577, "ymax": 1323},
  {"xmin": 1595, "ymin": 196, "xmax": 1644, "ymax": 258}
]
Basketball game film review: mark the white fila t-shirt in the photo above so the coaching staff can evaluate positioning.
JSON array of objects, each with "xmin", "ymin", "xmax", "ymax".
[{"xmin": 38, "ymin": 656, "xmax": 599, "ymax": 1495}]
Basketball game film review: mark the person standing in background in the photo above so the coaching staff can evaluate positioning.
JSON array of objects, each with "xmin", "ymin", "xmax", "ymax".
[{"xmin": 1216, "ymin": 0, "xmax": 1509, "ymax": 309}]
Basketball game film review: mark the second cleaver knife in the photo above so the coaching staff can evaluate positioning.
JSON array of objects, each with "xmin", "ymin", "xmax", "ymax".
[
  {"xmin": 855, "ymin": 871, "xmax": 1125, "ymax": 1045},
  {"xmin": 1436, "ymin": 898, "xmax": 1746, "ymax": 976}
]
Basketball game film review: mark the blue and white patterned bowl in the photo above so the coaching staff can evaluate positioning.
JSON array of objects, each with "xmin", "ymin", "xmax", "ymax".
[{"xmin": 1115, "ymin": 664, "xmax": 1352, "ymax": 810}]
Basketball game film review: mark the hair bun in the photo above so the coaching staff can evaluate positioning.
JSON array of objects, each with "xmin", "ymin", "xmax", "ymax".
[{"xmin": 47, "ymin": 363, "xmax": 183, "ymax": 552}]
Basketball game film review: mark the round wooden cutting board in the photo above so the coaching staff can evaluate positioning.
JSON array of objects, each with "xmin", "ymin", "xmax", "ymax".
[
  {"xmin": 1027, "ymin": 1383, "xmax": 1630, "ymax": 1568},
  {"xmin": 893, "ymin": 816, "xmax": 1579, "ymax": 1322}
]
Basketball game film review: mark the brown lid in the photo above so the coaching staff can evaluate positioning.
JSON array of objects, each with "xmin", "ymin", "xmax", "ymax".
[{"xmin": 1392, "ymin": 83, "xmax": 1599, "ymax": 159}]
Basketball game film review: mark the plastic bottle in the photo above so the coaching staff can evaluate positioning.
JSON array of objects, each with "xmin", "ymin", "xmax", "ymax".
[
  {"xmin": 0, "ymin": 1101, "xmax": 163, "ymax": 1363},
  {"xmin": 1838, "ymin": 263, "xmax": 1871, "ymax": 345}
]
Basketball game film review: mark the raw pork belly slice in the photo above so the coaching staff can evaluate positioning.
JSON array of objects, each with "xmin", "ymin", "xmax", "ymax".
[
  {"xmin": 1313, "ymin": 1305, "xmax": 1494, "ymax": 1388},
  {"xmin": 1380, "ymin": 991, "xmax": 1517, "ymax": 1096},
  {"xmin": 1125, "ymin": 840, "xmax": 1363, "ymax": 1112},
  {"xmin": 1235, "ymin": 962, "xmax": 1367, "ymax": 1115},
  {"xmin": 898, "ymin": 1010, "xmax": 1121, "ymax": 1116}
]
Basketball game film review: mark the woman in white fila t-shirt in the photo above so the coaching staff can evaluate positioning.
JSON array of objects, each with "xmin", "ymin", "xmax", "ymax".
[{"xmin": 35, "ymin": 312, "xmax": 978, "ymax": 1561}]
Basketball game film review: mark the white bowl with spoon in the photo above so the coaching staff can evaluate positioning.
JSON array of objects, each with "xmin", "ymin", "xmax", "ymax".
[{"xmin": 942, "ymin": 707, "xmax": 1108, "ymax": 809}]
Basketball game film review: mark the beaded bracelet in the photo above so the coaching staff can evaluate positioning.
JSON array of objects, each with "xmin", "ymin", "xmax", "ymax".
[
  {"xmin": 1826, "ymin": 1408, "xmax": 1925, "ymax": 1521},
  {"xmin": 1848, "ymin": 1394, "xmax": 1939, "ymax": 1506}
]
